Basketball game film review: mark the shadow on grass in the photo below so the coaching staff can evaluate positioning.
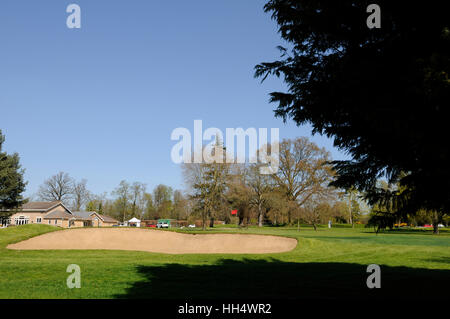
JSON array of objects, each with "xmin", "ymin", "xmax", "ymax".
[{"xmin": 115, "ymin": 258, "xmax": 450, "ymax": 299}]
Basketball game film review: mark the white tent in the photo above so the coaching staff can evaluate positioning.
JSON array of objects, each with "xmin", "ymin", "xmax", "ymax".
[{"xmin": 128, "ymin": 217, "xmax": 141, "ymax": 227}]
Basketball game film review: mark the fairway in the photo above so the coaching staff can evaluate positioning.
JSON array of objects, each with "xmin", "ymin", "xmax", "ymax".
[
  {"xmin": 7, "ymin": 227, "xmax": 297, "ymax": 254},
  {"xmin": 0, "ymin": 224, "xmax": 449, "ymax": 299}
]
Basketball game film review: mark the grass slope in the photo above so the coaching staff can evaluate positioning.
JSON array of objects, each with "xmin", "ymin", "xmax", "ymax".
[{"xmin": 0, "ymin": 224, "xmax": 449, "ymax": 299}]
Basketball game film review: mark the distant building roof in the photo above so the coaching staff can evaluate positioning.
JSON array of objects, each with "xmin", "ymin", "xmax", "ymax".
[
  {"xmin": 97, "ymin": 214, "xmax": 118, "ymax": 223},
  {"xmin": 71, "ymin": 211, "xmax": 118, "ymax": 223},
  {"xmin": 44, "ymin": 210, "xmax": 73, "ymax": 220},
  {"xmin": 21, "ymin": 201, "xmax": 62, "ymax": 211},
  {"xmin": 72, "ymin": 211, "xmax": 95, "ymax": 220}
]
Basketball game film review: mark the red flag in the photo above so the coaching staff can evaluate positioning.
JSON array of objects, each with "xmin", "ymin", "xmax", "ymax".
[{"xmin": 231, "ymin": 209, "xmax": 237, "ymax": 215}]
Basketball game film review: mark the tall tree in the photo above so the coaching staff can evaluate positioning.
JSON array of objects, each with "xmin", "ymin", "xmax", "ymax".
[
  {"xmin": 264, "ymin": 188, "xmax": 290, "ymax": 225},
  {"xmin": 246, "ymin": 163, "xmax": 273, "ymax": 227},
  {"xmin": 183, "ymin": 140, "xmax": 230, "ymax": 229},
  {"xmin": 112, "ymin": 180, "xmax": 131, "ymax": 222},
  {"xmin": 130, "ymin": 182, "xmax": 146, "ymax": 218},
  {"xmin": 153, "ymin": 184, "xmax": 173, "ymax": 209},
  {"xmin": 227, "ymin": 165, "xmax": 253, "ymax": 227},
  {"xmin": 255, "ymin": 1, "xmax": 450, "ymax": 222},
  {"xmin": 344, "ymin": 187, "xmax": 361, "ymax": 228},
  {"xmin": 86, "ymin": 192, "xmax": 108, "ymax": 214},
  {"xmin": 270, "ymin": 137, "xmax": 335, "ymax": 224},
  {"xmin": 37, "ymin": 172, "xmax": 73, "ymax": 202},
  {"xmin": 72, "ymin": 179, "xmax": 91, "ymax": 211},
  {"xmin": 184, "ymin": 162, "xmax": 229, "ymax": 229},
  {"xmin": 142, "ymin": 192, "xmax": 155, "ymax": 219},
  {"xmin": 152, "ymin": 184, "xmax": 173, "ymax": 218},
  {"xmin": 173, "ymin": 190, "xmax": 189, "ymax": 220},
  {"xmin": 0, "ymin": 130, "xmax": 27, "ymax": 215}
]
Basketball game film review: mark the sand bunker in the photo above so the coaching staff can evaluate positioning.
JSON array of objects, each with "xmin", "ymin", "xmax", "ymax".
[{"xmin": 7, "ymin": 228, "xmax": 297, "ymax": 254}]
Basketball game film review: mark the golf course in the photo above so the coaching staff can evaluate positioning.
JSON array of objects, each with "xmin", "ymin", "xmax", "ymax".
[{"xmin": 1, "ymin": 224, "xmax": 449, "ymax": 299}]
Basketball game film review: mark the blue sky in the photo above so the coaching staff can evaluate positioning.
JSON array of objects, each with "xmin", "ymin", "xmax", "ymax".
[{"xmin": 0, "ymin": 0, "xmax": 348, "ymax": 198}]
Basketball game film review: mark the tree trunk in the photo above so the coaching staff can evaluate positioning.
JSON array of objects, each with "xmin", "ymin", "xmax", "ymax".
[
  {"xmin": 349, "ymin": 211, "xmax": 353, "ymax": 228},
  {"xmin": 312, "ymin": 223, "xmax": 317, "ymax": 231},
  {"xmin": 432, "ymin": 211, "xmax": 440, "ymax": 234},
  {"xmin": 209, "ymin": 217, "xmax": 214, "ymax": 228},
  {"xmin": 202, "ymin": 208, "xmax": 207, "ymax": 231},
  {"xmin": 239, "ymin": 213, "xmax": 244, "ymax": 227},
  {"xmin": 433, "ymin": 223, "xmax": 439, "ymax": 234},
  {"xmin": 258, "ymin": 204, "xmax": 263, "ymax": 227}
]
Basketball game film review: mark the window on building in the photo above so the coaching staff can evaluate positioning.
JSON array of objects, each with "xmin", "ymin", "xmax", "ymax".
[
  {"xmin": 15, "ymin": 216, "xmax": 29, "ymax": 225},
  {"xmin": 55, "ymin": 220, "xmax": 58, "ymax": 225},
  {"xmin": 36, "ymin": 217, "xmax": 42, "ymax": 223},
  {"xmin": 1, "ymin": 217, "xmax": 11, "ymax": 227}
]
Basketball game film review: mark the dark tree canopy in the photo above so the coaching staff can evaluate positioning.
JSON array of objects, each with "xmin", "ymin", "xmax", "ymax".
[
  {"xmin": 255, "ymin": 1, "xmax": 450, "ymax": 214},
  {"xmin": 0, "ymin": 130, "xmax": 27, "ymax": 212}
]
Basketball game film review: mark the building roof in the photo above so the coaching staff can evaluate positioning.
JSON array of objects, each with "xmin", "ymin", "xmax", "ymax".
[
  {"xmin": 43, "ymin": 210, "xmax": 73, "ymax": 220},
  {"xmin": 21, "ymin": 201, "xmax": 61, "ymax": 211},
  {"xmin": 71, "ymin": 211, "xmax": 118, "ymax": 223},
  {"xmin": 71, "ymin": 211, "xmax": 95, "ymax": 220},
  {"xmin": 97, "ymin": 214, "xmax": 118, "ymax": 223}
]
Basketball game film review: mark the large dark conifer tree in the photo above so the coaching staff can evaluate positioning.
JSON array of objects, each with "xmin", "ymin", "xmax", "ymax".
[
  {"xmin": 0, "ymin": 130, "xmax": 27, "ymax": 215},
  {"xmin": 255, "ymin": 1, "xmax": 450, "ymax": 217}
]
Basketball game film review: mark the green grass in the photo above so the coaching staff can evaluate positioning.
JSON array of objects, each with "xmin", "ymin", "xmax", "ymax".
[{"xmin": 0, "ymin": 224, "xmax": 449, "ymax": 299}]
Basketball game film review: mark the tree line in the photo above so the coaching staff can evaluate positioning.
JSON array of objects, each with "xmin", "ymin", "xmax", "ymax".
[
  {"xmin": 34, "ymin": 174, "xmax": 189, "ymax": 223},
  {"xmin": 182, "ymin": 137, "xmax": 362, "ymax": 230},
  {"xmin": 32, "ymin": 136, "xmax": 354, "ymax": 228},
  {"xmin": 1, "ymin": 128, "xmax": 446, "ymax": 232}
]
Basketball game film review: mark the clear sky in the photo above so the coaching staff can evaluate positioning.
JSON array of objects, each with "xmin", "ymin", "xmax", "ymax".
[{"xmin": 0, "ymin": 0, "xmax": 348, "ymax": 198}]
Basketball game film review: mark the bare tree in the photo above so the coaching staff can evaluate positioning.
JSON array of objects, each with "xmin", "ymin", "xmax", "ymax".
[
  {"xmin": 153, "ymin": 184, "xmax": 173, "ymax": 210},
  {"xmin": 72, "ymin": 179, "xmax": 91, "ymax": 211},
  {"xmin": 173, "ymin": 190, "xmax": 189, "ymax": 220},
  {"xmin": 112, "ymin": 180, "xmax": 131, "ymax": 222},
  {"xmin": 227, "ymin": 164, "xmax": 252, "ymax": 227},
  {"xmin": 142, "ymin": 192, "xmax": 155, "ymax": 219},
  {"xmin": 270, "ymin": 137, "xmax": 335, "ymax": 225},
  {"xmin": 37, "ymin": 172, "xmax": 74, "ymax": 203},
  {"xmin": 130, "ymin": 182, "xmax": 146, "ymax": 218},
  {"xmin": 264, "ymin": 189, "xmax": 289, "ymax": 225},
  {"xmin": 246, "ymin": 163, "xmax": 273, "ymax": 227},
  {"xmin": 301, "ymin": 197, "xmax": 336, "ymax": 231}
]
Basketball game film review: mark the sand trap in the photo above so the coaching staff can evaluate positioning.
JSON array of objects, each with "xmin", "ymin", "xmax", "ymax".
[{"xmin": 7, "ymin": 228, "xmax": 297, "ymax": 254}]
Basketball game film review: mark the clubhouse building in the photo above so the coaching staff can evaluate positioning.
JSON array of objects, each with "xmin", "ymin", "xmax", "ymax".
[{"xmin": 0, "ymin": 201, "xmax": 118, "ymax": 228}]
